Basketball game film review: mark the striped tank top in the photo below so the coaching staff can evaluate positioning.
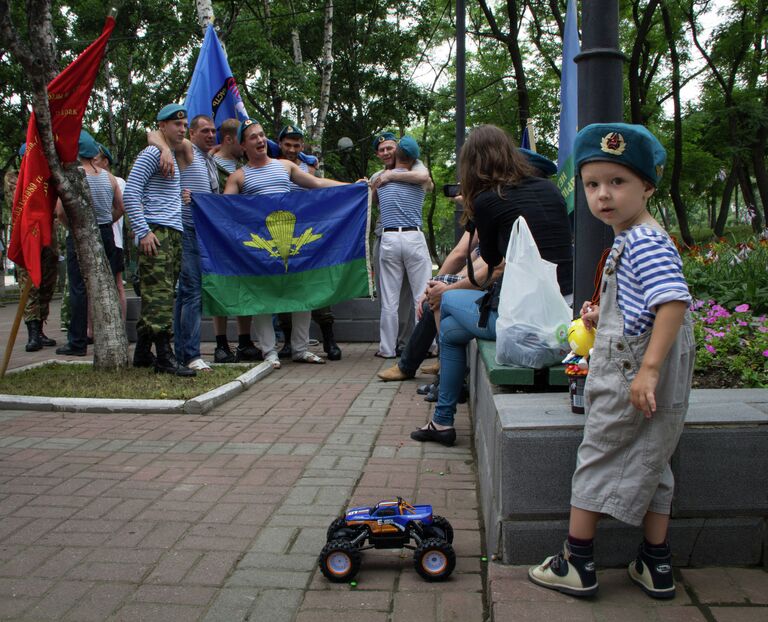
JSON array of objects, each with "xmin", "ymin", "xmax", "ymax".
[
  {"xmin": 287, "ymin": 161, "xmax": 310, "ymax": 192},
  {"xmin": 86, "ymin": 169, "xmax": 114, "ymax": 225},
  {"xmin": 180, "ymin": 145, "xmax": 218, "ymax": 230},
  {"xmin": 241, "ymin": 160, "xmax": 292, "ymax": 196}
]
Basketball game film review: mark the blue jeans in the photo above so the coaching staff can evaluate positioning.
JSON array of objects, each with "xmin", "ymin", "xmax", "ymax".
[
  {"xmin": 433, "ymin": 290, "xmax": 497, "ymax": 426},
  {"xmin": 174, "ymin": 227, "xmax": 202, "ymax": 365}
]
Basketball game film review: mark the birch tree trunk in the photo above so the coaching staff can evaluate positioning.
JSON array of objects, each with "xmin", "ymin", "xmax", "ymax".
[
  {"xmin": 0, "ymin": 0, "xmax": 128, "ymax": 370},
  {"xmin": 311, "ymin": 0, "xmax": 334, "ymax": 151},
  {"xmin": 196, "ymin": 0, "xmax": 215, "ymax": 34}
]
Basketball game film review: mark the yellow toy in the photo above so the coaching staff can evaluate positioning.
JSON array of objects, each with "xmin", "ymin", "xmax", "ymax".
[{"xmin": 567, "ymin": 318, "xmax": 596, "ymax": 357}]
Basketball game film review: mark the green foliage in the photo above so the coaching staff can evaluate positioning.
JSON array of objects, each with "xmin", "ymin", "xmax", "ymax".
[
  {"xmin": 692, "ymin": 300, "xmax": 768, "ymax": 388},
  {"xmin": 682, "ymin": 238, "xmax": 768, "ymax": 314}
]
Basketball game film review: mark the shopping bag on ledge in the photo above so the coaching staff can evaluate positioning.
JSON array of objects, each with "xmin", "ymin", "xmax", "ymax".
[{"xmin": 495, "ymin": 217, "xmax": 571, "ymax": 368}]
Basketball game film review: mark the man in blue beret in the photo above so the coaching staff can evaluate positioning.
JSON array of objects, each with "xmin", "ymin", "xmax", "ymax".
[
  {"xmin": 123, "ymin": 103, "xmax": 195, "ymax": 376},
  {"xmin": 372, "ymin": 135, "xmax": 434, "ymax": 359},
  {"xmin": 369, "ymin": 131, "xmax": 434, "ymax": 357},
  {"xmin": 272, "ymin": 123, "xmax": 342, "ymax": 361},
  {"xmin": 94, "ymin": 143, "xmax": 128, "ymax": 329},
  {"xmin": 148, "ymin": 113, "xmax": 221, "ymax": 371}
]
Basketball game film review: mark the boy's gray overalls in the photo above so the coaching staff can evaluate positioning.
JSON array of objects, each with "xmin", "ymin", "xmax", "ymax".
[{"xmin": 570, "ymin": 233, "xmax": 696, "ymax": 526}]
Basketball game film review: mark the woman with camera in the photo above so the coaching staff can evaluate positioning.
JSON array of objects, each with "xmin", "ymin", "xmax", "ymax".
[{"xmin": 410, "ymin": 125, "xmax": 573, "ymax": 446}]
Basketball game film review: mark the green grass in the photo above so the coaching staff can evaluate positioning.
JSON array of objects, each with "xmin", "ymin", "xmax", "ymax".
[{"xmin": 0, "ymin": 362, "xmax": 257, "ymax": 400}]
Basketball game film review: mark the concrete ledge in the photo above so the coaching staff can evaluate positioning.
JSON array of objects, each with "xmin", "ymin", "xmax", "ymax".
[
  {"xmin": 468, "ymin": 340, "xmax": 768, "ymax": 567},
  {"xmin": 0, "ymin": 360, "xmax": 271, "ymax": 415}
]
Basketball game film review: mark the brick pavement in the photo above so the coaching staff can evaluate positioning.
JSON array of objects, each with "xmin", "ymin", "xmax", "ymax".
[{"xmin": 0, "ymin": 300, "xmax": 766, "ymax": 621}]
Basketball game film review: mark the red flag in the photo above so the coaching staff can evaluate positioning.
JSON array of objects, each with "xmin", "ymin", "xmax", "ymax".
[{"xmin": 8, "ymin": 16, "xmax": 115, "ymax": 286}]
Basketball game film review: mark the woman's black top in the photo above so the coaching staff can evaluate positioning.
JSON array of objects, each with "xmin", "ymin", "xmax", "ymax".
[{"xmin": 472, "ymin": 176, "xmax": 573, "ymax": 296}]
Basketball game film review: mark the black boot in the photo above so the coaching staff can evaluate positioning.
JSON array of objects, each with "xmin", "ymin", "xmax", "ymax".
[
  {"xmin": 39, "ymin": 323, "xmax": 56, "ymax": 347},
  {"xmin": 321, "ymin": 323, "xmax": 342, "ymax": 361},
  {"xmin": 154, "ymin": 332, "xmax": 196, "ymax": 377},
  {"xmin": 25, "ymin": 320, "xmax": 43, "ymax": 352},
  {"xmin": 278, "ymin": 325, "xmax": 292, "ymax": 359},
  {"xmin": 133, "ymin": 331, "xmax": 156, "ymax": 368}
]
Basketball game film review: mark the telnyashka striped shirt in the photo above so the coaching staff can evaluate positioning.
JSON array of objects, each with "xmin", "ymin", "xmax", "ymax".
[
  {"xmin": 287, "ymin": 161, "xmax": 310, "ymax": 192},
  {"xmin": 613, "ymin": 225, "xmax": 691, "ymax": 336},
  {"xmin": 241, "ymin": 160, "xmax": 292, "ymax": 196},
  {"xmin": 214, "ymin": 155, "xmax": 238, "ymax": 174},
  {"xmin": 181, "ymin": 145, "xmax": 219, "ymax": 230},
  {"xmin": 124, "ymin": 146, "xmax": 182, "ymax": 239},
  {"xmin": 86, "ymin": 169, "xmax": 114, "ymax": 225},
  {"xmin": 377, "ymin": 169, "xmax": 426, "ymax": 228}
]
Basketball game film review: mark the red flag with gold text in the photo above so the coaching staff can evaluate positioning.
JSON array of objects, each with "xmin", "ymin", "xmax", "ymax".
[{"xmin": 8, "ymin": 16, "xmax": 115, "ymax": 286}]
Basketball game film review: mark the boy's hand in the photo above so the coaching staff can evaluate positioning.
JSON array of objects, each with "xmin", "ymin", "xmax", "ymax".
[
  {"xmin": 631, "ymin": 366, "xmax": 659, "ymax": 419},
  {"xmin": 580, "ymin": 301, "xmax": 600, "ymax": 331}
]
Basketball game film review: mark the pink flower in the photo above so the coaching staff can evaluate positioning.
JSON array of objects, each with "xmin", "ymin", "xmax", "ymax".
[
  {"xmin": 735, "ymin": 304, "xmax": 750, "ymax": 313},
  {"xmin": 705, "ymin": 344, "xmax": 716, "ymax": 354},
  {"xmin": 759, "ymin": 326, "xmax": 768, "ymax": 333},
  {"xmin": 737, "ymin": 321, "xmax": 748, "ymax": 327},
  {"xmin": 763, "ymin": 350, "xmax": 768, "ymax": 358}
]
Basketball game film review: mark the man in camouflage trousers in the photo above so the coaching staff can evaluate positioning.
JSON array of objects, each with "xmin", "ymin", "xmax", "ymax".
[
  {"xmin": 123, "ymin": 104, "xmax": 195, "ymax": 377},
  {"xmin": 4, "ymin": 160, "xmax": 58, "ymax": 352}
]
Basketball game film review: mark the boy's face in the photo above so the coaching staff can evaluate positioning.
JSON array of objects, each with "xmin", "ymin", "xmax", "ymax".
[{"xmin": 580, "ymin": 161, "xmax": 655, "ymax": 234}]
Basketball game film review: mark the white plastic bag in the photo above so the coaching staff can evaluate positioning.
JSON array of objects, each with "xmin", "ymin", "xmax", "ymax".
[{"xmin": 494, "ymin": 217, "xmax": 571, "ymax": 368}]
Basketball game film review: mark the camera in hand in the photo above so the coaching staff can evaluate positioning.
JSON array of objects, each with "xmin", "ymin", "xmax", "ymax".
[{"xmin": 443, "ymin": 183, "xmax": 461, "ymax": 198}]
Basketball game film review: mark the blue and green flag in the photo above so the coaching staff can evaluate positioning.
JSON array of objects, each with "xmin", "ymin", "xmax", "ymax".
[
  {"xmin": 556, "ymin": 0, "xmax": 580, "ymax": 214},
  {"xmin": 191, "ymin": 184, "xmax": 371, "ymax": 316}
]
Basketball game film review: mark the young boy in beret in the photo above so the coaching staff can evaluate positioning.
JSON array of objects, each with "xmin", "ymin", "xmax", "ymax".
[{"xmin": 528, "ymin": 123, "xmax": 695, "ymax": 599}]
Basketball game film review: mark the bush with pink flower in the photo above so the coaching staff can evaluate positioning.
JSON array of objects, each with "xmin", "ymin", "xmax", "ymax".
[{"xmin": 691, "ymin": 300, "xmax": 768, "ymax": 388}]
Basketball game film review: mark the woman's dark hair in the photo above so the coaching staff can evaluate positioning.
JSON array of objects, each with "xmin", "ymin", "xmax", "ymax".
[{"xmin": 458, "ymin": 124, "xmax": 535, "ymax": 223}]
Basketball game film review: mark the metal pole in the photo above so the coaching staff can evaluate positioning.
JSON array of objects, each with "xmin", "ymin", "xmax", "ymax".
[
  {"xmin": 572, "ymin": 0, "xmax": 625, "ymax": 308},
  {"xmin": 454, "ymin": 0, "xmax": 466, "ymax": 243}
]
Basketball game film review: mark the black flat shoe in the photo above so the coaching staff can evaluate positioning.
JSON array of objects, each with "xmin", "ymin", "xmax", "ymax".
[
  {"xmin": 410, "ymin": 421, "xmax": 456, "ymax": 447},
  {"xmin": 55, "ymin": 344, "xmax": 87, "ymax": 356},
  {"xmin": 416, "ymin": 383, "xmax": 433, "ymax": 396}
]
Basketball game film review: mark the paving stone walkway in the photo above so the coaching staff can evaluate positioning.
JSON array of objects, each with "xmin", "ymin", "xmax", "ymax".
[{"xmin": 0, "ymin": 300, "xmax": 766, "ymax": 621}]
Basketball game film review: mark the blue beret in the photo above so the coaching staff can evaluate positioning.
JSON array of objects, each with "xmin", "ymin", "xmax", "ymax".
[
  {"xmin": 372, "ymin": 131, "xmax": 397, "ymax": 152},
  {"xmin": 97, "ymin": 143, "xmax": 114, "ymax": 165},
  {"xmin": 574, "ymin": 123, "xmax": 666, "ymax": 187},
  {"xmin": 237, "ymin": 118, "xmax": 261, "ymax": 143},
  {"xmin": 156, "ymin": 104, "xmax": 188, "ymax": 122},
  {"xmin": 278, "ymin": 124, "xmax": 304, "ymax": 141},
  {"xmin": 519, "ymin": 148, "xmax": 557, "ymax": 178},
  {"xmin": 398, "ymin": 135, "xmax": 420, "ymax": 160},
  {"xmin": 78, "ymin": 130, "xmax": 100, "ymax": 159},
  {"xmin": 18, "ymin": 143, "xmax": 26, "ymax": 157}
]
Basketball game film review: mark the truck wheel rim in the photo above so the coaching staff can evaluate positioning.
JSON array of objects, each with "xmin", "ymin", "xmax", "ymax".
[
  {"xmin": 422, "ymin": 551, "xmax": 447, "ymax": 574},
  {"xmin": 327, "ymin": 552, "xmax": 351, "ymax": 575}
]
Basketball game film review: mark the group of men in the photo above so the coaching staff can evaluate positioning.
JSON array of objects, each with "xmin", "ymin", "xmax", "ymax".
[{"xmin": 7, "ymin": 105, "xmax": 440, "ymax": 376}]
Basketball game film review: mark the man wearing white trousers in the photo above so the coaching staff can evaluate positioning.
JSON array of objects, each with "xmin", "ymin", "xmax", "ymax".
[{"xmin": 373, "ymin": 136, "xmax": 433, "ymax": 359}]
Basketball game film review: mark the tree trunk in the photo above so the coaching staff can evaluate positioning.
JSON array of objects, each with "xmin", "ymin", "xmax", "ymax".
[
  {"xmin": 751, "ymin": 127, "xmax": 768, "ymax": 230},
  {"xmin": 714, "ymin": 166, "xmax": 738, "ymax": 237},
  {"xmin": 661, "ymin": 4, "xmax": 692, "ymax": 247},
  {"xmin": 628, "ymin": 0, "xmax": 661, "ymax": 124},
  {"xmin": 737, "ymin": 163, "xmax": 762, "ymax": 233},
  {"xmin": 311, "ymin": 0, "xmax": 334, "ymax": 152},
  {"xmin": 0, "ymin": 0, "xmax": 128, "ymax": 369},
  {"xmin": 195, "ymin": 0, "xmax": 214, "ymax": 35}
]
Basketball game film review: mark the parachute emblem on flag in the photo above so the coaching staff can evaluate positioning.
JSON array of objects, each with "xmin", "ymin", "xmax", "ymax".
[{"xmin": 243, "ymin": 210, "xmax": 323, "ymax": 272}]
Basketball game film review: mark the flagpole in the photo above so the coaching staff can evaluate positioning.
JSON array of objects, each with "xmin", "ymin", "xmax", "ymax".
[{"xmin": 0, "ymin": 280, "xmax": 32, "ymax": 379}]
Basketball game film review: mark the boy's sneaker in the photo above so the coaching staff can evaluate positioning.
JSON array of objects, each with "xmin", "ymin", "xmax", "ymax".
[
  {"xmin": 628, "ymin": 542, "xmax": 675, "ymax": 599},
  {"xmin": 528, "ymin": 540, "xmax": 598, "ymax": 597}
]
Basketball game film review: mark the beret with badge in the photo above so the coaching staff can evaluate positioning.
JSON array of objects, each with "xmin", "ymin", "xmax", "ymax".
[
  {"xmin": 371, "ymin": 131, "xmax": 397, "ymax": 152},
  {"xmin": 156, "ymin": 104, "xmax": 188, "ymax": 122},
  {"xmin": 574, "ymin": 122, "xmax": 666, "ymax": 187},
  {"xmin": 278, "ymin": 124, "xmax": 304, "ymax": 141},
  {"xmin": 237, "ymin": 117, "xmax": 262, "ymax": 143}
]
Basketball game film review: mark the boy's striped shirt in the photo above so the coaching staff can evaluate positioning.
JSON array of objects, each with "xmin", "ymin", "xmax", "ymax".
[{"xmin": 614, "ymin": 225, "xmax": 691, "ymax": 336}]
